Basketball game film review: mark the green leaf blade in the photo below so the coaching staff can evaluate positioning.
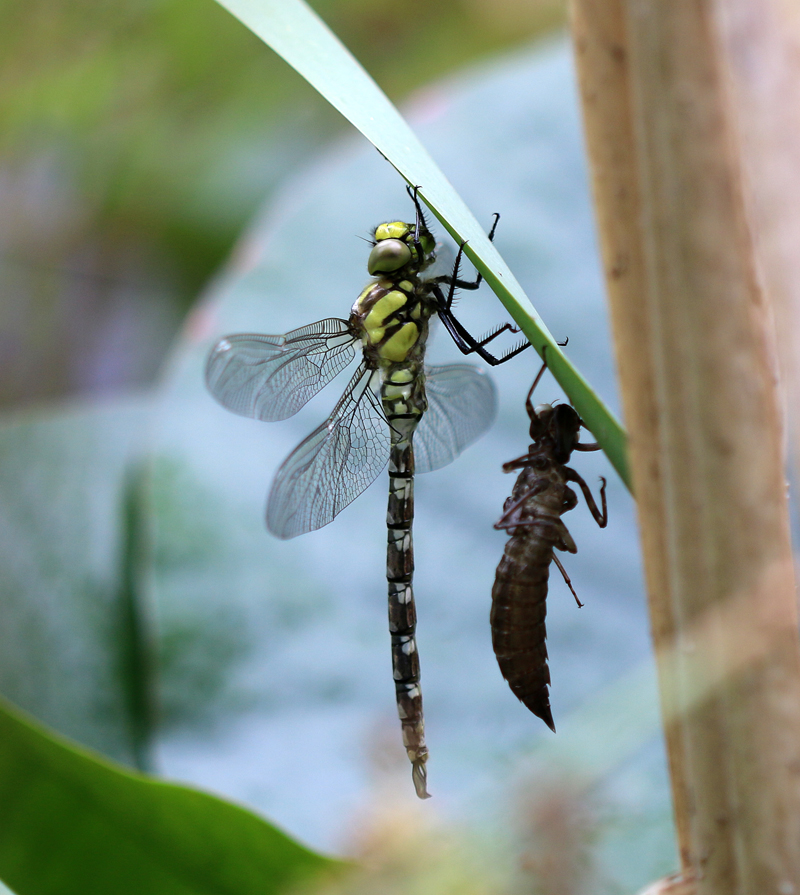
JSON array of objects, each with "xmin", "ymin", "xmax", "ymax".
[
  {"xmin": 213, "ymin": 0, "xmax": 630, "ymax": 488},
  {"xmin": 0, "ymin": 698, "xmax": 340, "ymax": 895}
]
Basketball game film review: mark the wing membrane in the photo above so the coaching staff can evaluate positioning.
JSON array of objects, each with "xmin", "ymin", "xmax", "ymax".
[
  {"xmin": 205, "ymin": 318, "xmax": 357, "ymax": 421},
  {"xmin": 414, "ymin": 364, "xmax": 497, "ymax": 473},
  {"xmin": 267, "ymin": 364, "xmax": 389, "ymax": 539}
]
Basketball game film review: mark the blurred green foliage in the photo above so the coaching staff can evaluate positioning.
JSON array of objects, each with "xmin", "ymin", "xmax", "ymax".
[
  {"xmin": 0, "ymin": 0, "xmax": 563, "ymax": 405},
  {"xmin": 0, "ymin": 696, "xmax": 340, "ymax": 895},
  {"xmin": 0, "ymin": 23, "xmax": 674, "ymax": 891}
]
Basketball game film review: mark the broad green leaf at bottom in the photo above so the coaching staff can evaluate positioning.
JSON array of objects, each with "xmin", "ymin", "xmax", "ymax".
[{"xmin": 0, "ymin": 697, "xmax": 339, "ymax": 895}]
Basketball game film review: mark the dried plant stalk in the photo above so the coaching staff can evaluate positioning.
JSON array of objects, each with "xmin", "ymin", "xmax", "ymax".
[
  {"xmin": 568, "ymin": 1, "xmax": 800, "ymax": 892},
  {"xmin": 717, "ymin": 3, "xmax": 800, "ymax": 480},
  {"xmin": 565, "ymin": 0, "xmax": 694, "ymax": 874}
]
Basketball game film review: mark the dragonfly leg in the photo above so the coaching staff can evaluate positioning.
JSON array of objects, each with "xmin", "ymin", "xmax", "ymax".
[
  {"xmin": 493, "ymin": 479, "xmax": 550, "ymax": 530},
  {"xmin": 501, "ymin": 451, "xmax": 536, "ymax": 473},
  {"xmin": 406, "ymin": 184, "xmax": 429, "ymax": 255},
  {"xmin": 562, "ymin": 486, "xmax": 578, "ymax": 514},
  {"xmin": 524, "ymin": 359, "xmax": 550, "ymax": 425},
  {"xmin": 565, "ymin": 469, "xmax": 608, "ymax": 527},
  {"xmin": 436, "ymin": 299, "xmax": 531, "ymax": 366},
  {"xmin": 406, "ymin": 184, "xmax": 499, "ymax": 293},
  {"xmin": 438, "ymin": 213, "xmax": 500, "ymax": 292},
  {"xmin": 477, "ymin": 321, "xmax": 524, "ymax": 346},
  {"xmin": 410, "ymin": 210, "xmax": 530, "ymax": 366},
  {"xmin": 552, "ymin": 553, "xmax": 584, "ymax": 608},
  {"xmin": 573, "ymin": 441, "xmax": 601, "ymax": 451},
  {"xmin": 574, "ymin": 417, "xmax": 601, "ymax": 451}
]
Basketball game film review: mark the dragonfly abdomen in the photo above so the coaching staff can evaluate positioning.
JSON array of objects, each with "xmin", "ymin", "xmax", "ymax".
[
  {"xmin": 491, "ymin": 530, "xmax": 556, "ymax": 731},
  {"xmin": 383, "ymin": 364, "xmax": 429, "ymax": 798},
  {"xmin": 492, "ymin": 357, "xmax": 608, "ymax": 734}
]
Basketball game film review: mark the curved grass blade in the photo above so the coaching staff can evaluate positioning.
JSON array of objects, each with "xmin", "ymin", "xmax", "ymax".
[
  {"xmin": 211, "ymin": 0, "xmax": 630, "ymax": 489},
  {"xmin": 0, "ymin": 697, "xmax": 340, "ymax": 895}
]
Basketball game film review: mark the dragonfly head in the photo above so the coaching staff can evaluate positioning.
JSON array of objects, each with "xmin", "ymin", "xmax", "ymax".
[
  {"xmin": 369, "ymin": 221, "xmax": 436, "ymax": 275},
  {"xmin": 368, "ymin": 237, "xmax": 412, "ymax": 275}
]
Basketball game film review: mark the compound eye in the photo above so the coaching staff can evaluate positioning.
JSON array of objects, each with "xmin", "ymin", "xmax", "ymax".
[
  {"xmin": 368, "ymin": 238, "xmax": 412, "ymax": 275},
  {"xmin": 533, "ymin": 457, "xmax": 549, "ymax": 471}
]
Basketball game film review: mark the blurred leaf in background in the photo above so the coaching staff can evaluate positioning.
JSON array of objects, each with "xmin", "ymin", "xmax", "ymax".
[
  {"xmin": 0, "ymin": 696, "xmax": 341, "ymax": 895},
  {"xmin": 0, "ymin": 0, "xmax": 564, "ymax": 406},
  {"xmin": 149, "ymin": 36, "xmax": 674, "ymax": 890},
  {"xmin": 0, "ymin": 399, "xmax": 155, "ymax": 768},
  {"xmin": 0, "ymin": 3, "xmax": 679, "ymax": 892}
]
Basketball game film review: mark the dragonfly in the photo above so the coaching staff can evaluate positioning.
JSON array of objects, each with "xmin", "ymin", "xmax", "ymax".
[
  {"xmin": 206, "ymin": 187, "xmax": 528, "ymax": 798},
  {"xmin": 492, "ymin": 352, "xmax": 607, "ymax": 731}
]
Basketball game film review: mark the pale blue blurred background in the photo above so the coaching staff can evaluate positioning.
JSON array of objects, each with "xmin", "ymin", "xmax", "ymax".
[
  {"xmin": 155, "ymin": 39, "xmax": 674, "ymax": 887},
  {"xmin": 0, "ymin": 6, "xmax": 677, "ymax": 891}
]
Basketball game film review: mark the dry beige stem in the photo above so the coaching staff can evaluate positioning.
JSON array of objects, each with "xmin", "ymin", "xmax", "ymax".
[
  {"xmin": 716, "ymin": 3, "xmax": 800, "ymax": 483},
  {"xmin": 568, "ymin": 0, "xmax": 800, "ymax": 892}
]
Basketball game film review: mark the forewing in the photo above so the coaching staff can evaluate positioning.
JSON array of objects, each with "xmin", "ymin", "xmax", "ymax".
[
  {"xmin": 266, "ymin": 365, "xmax": 390, "ymax": 539},
  {"xmin": 205, "ymin": 318, "xmax": 356, "ymax": 421},
  {"xmin": 414, "ymin": 364, "xmax": 497, "ymax": 473},
  {"xmin": 424, "ymin": 240, "xmax": 456, "ymax": 281}
]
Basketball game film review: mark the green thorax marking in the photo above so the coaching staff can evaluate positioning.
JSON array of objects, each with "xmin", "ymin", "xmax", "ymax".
[{"xmin": 350, "ymin": 218, "xmax": 438, "ymax": 367}]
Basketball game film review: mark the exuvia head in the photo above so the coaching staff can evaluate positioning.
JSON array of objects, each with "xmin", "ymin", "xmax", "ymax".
[
  {"xmin": 531, "ymin": 402, "xmax": 555, "ymax": 440},
  {"xmin": 368, "ymin": 220, "xmax": 436, "ymax": 276},
  {"xmin": 530, "ymin": 401, "xmax": 582, "ymax": 463}
]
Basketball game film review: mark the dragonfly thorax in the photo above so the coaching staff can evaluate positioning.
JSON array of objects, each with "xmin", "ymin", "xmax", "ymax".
[{"xmin": 351, "ymin": 277, "xmax": 432, "ymax": 366}]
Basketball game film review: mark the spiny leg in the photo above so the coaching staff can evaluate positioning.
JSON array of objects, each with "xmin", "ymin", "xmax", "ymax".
[
  {"xmin": 476, "ymin": 321, "xmax": 524, "ymax": 347},
  {"xmin": 436, "ymin": 297, "xmax": 530, "ymax": 366},
  {"xmin": 406, "ymin": 184, "xmax": 428, "ymax": 255},
  {"xmin": 428, "ymin": 213, "xmax": 531, "ymax": 366},
  {"xmin": 435, "ymin": 214, "xmax": 500, "ymax": 292}
]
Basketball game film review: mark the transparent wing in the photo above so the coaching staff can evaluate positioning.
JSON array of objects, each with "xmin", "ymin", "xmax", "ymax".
[
  {"xmin": 414, "ymin": 364, "xmax": 497, "ymax": 474},
  {"xmin": 267, "ymin": 364, "xmax": 390, "ymax": 539},
  {"xmin": 205, "ymin": 318, "xmax": 357, "ymax": 421},
  {"xmin": 425, "ymin": 239, "xmax": 456, "ymax": 280}
]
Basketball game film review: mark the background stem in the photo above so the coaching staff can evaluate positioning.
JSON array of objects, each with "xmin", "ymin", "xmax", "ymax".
[{"xmin": 569, "ymin": 1, "xmax": 800, "ymax": 891}]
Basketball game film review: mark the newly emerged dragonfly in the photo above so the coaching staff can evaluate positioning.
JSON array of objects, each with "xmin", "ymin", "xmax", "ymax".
[
  {"xmin": 206, "ymin": 188, "xmax": 527, "ymax": 798},
  {"xmin": 492, "ymin": 354, "xmax": 607, "ymax": 731}
]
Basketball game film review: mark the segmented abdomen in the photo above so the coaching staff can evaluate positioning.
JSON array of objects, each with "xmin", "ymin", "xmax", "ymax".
[
  {"xmin": 491, "ymin": 523, "xmax": 557, "ymax": 732},
  {"xmin": 383, "ymin": 365, "xmax": 429, "ymax": 799}
]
